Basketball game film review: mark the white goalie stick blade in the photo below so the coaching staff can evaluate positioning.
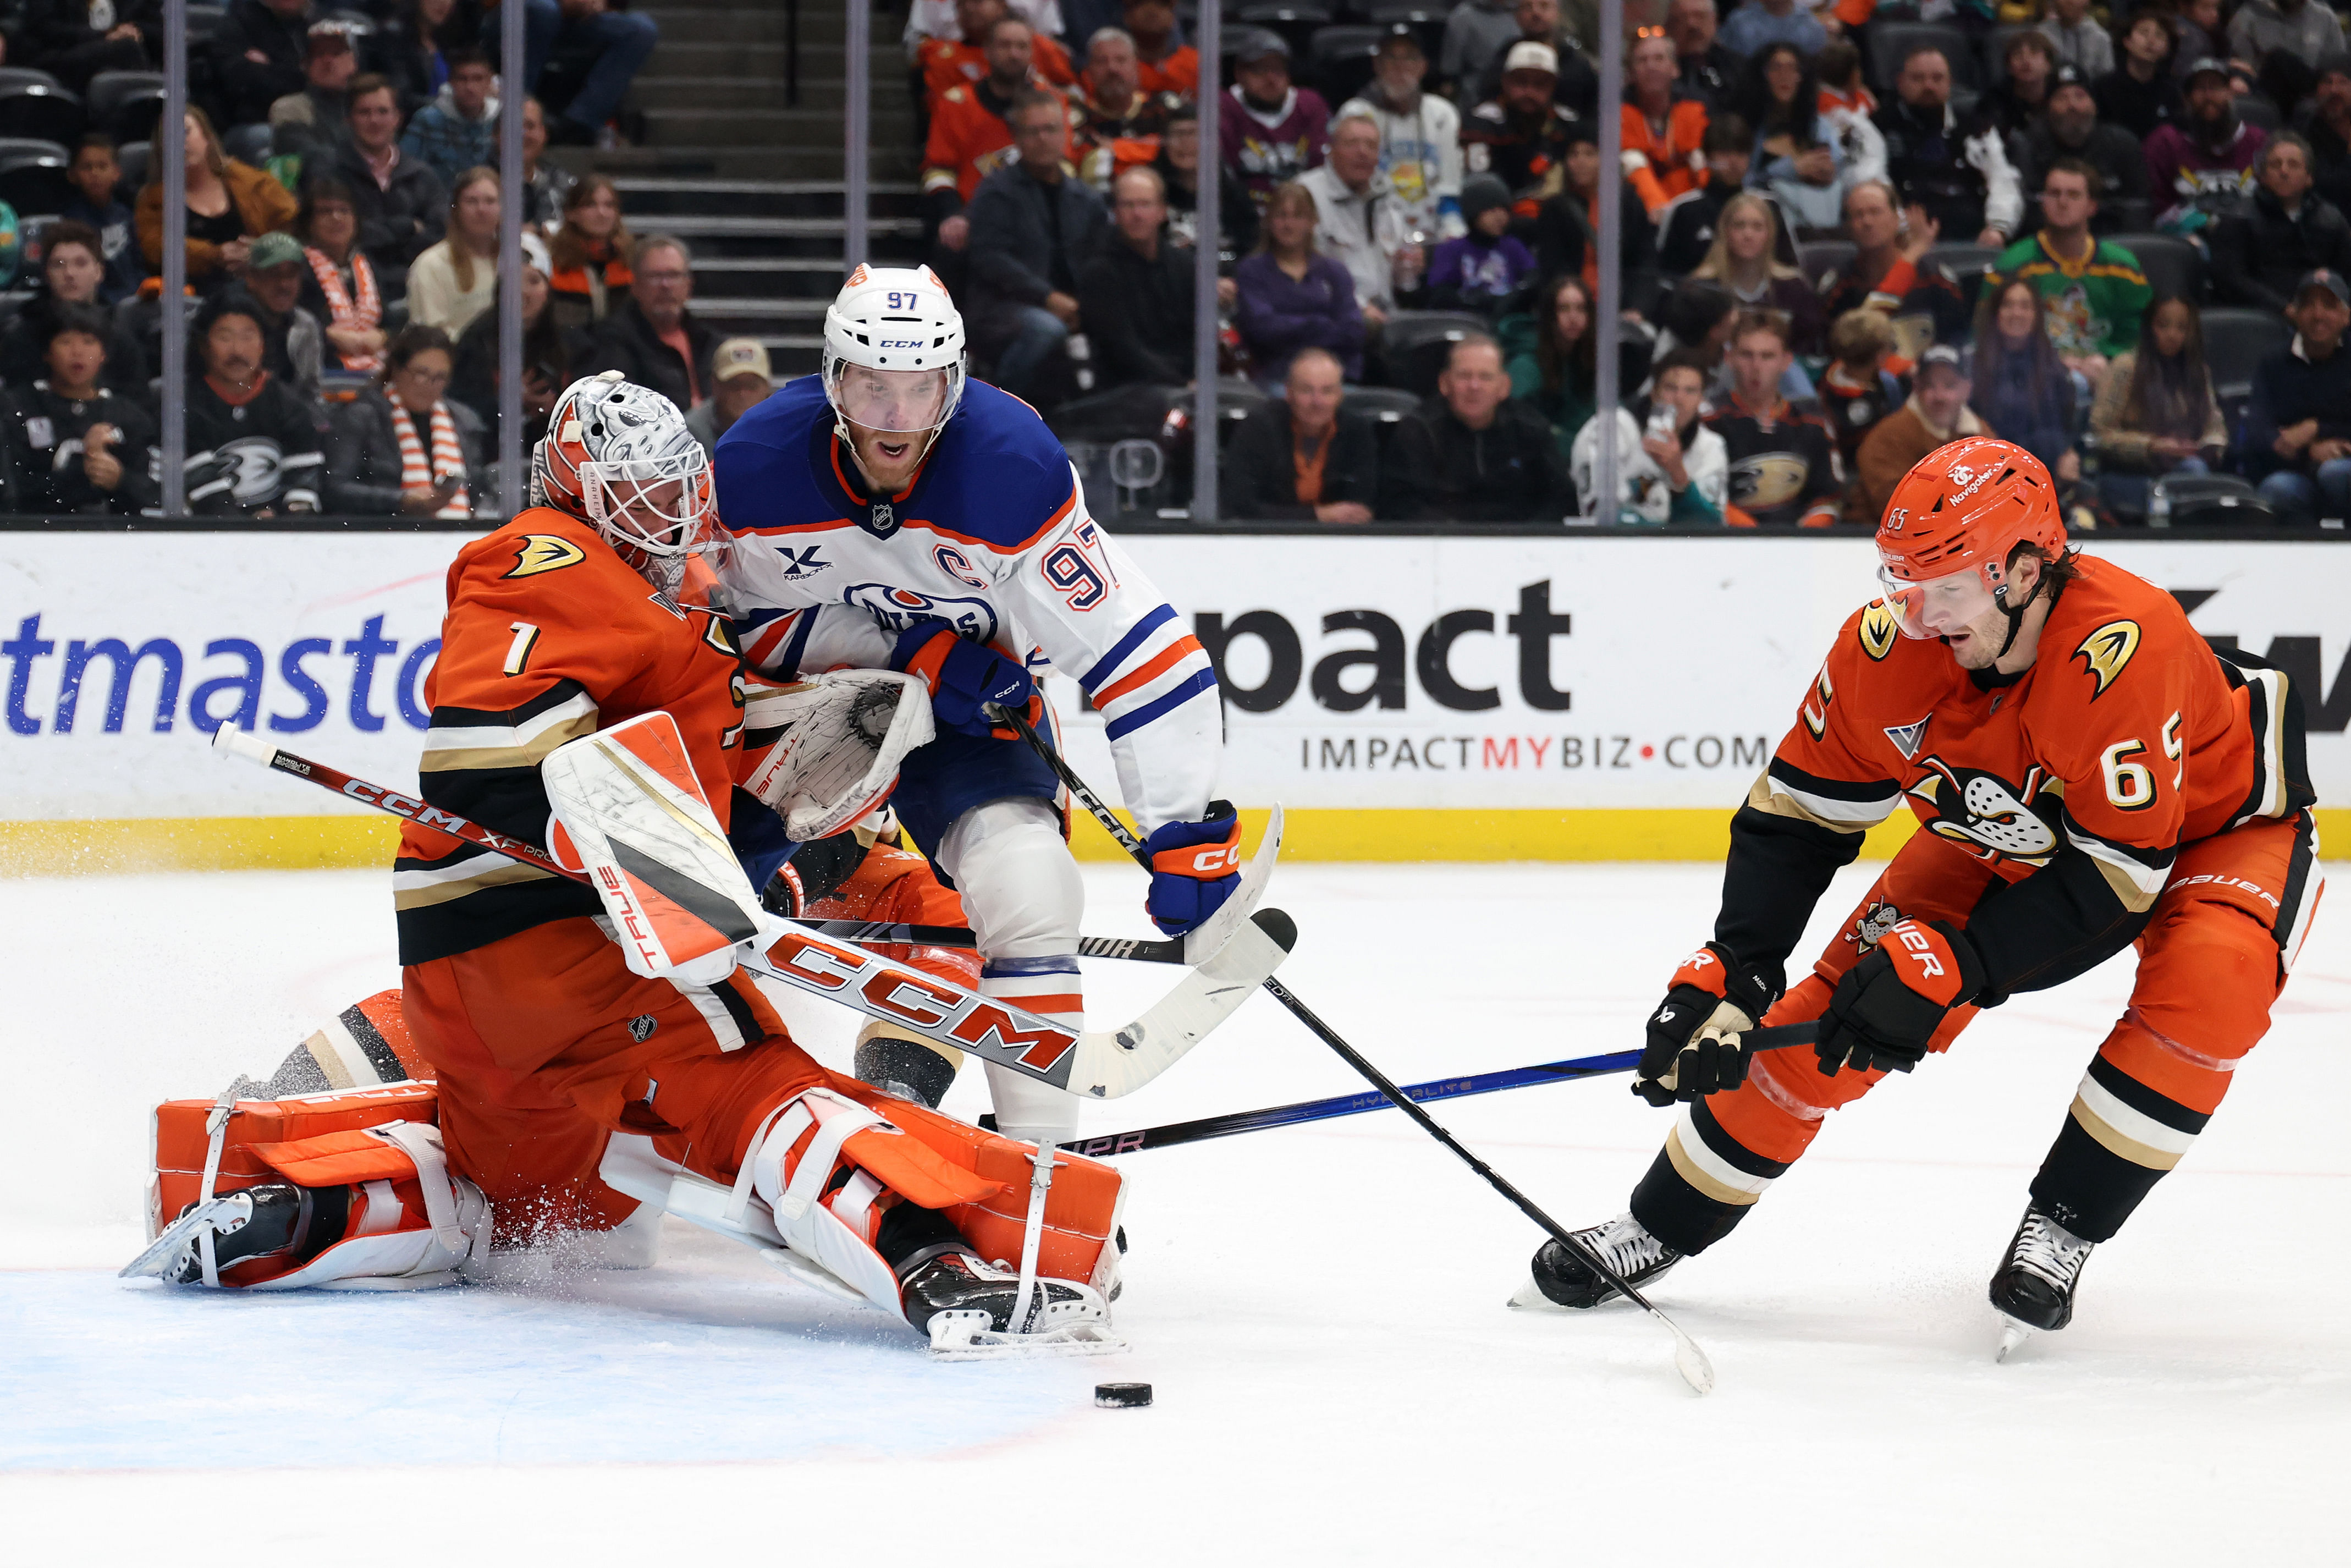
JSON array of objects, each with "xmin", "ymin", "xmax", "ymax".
[
  {"xmin": 1182, "ymin": 802, "xmax": 1284, "ymax": 967},
  {"xmin": 740, "ymin": 670, "xmax": 934, "ymax": 841},
  {"xmin": 926, "ymin": 1287, "xmax": 1127, "ymax": 1361},
  {"xmin": 118, "ymin": 1194, "xmax": 248, "ymax": 1281},
  {"xmin": 746, "ymin": 907, "xmax": 1295, "ymax": 1098}
]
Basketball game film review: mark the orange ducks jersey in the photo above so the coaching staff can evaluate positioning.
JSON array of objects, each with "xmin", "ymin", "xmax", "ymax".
[
  {"xmin": 1721, "ymin": 553, "xmax": 2311, "ymax": 1000},
  {"xmin": 394, "ymin": 509, "xmax": 748, "ymax": 966}
]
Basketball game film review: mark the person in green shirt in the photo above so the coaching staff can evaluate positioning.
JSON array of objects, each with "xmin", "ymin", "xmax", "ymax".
[
  {"xmin": 1499, "ymin": 271, "xmax": 1596, "ymax": 466},
  {"xmin": 1986, "ymin": 156, "xmax": 2152, "ymax": 394}
]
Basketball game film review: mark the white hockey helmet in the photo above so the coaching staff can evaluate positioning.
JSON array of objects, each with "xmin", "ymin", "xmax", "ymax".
[
  {"xmin": 822, "ymin": 263, "xmax": 967, "ymax": 443},
  {"xmin": 533, "ymin": 371, "xmax": 718, "ymax": 592}
]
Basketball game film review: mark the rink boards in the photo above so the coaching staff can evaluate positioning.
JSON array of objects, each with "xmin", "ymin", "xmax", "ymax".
[{"xmin": 0, "ymin": 530, "xmax": 2343, "ymax": 871}]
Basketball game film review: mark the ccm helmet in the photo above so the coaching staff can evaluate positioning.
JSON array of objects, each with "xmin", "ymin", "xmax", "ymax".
[
  {"xmin": 535, "ymin": 371, "xmax": 717, "ymax": 594},
  {"xmin": 822, "ymin": 263, "xmax": 967, "ymax": 455},
  {"xmin": 1875, "ymin": 437, "xmax": 2067, "ymax": 655}
]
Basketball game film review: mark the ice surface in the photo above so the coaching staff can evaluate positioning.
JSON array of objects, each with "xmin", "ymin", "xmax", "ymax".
[{"xmin": 4, "ymin": 862, "xmax": 2347, "ymax": 1562}]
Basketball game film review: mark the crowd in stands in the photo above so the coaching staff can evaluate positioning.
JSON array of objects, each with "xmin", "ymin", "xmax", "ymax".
[
  {"xmin": 0, "ymin": 0, "xmax": 711, "ymax": 519},
  {"xmin": 913, "ymin": 0, "xmax": 2351, "ymax": 525}
]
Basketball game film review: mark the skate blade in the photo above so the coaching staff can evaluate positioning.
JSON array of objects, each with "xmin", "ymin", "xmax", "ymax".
[
  {"xmin": 117, "ymin": 1195, "xmax": 246, "ymax": 1281},
  {"xmin": 1508, "ymin": 1275, "xmax": 1573, "ymax": 1313},
  {"xmin": 927, "ymin": 1301, "xmax": 1128, "ymax": 1361},
  {"xmin": 1995, "ymin": 1316, "xmax": 2035, "ymax": 1363}
]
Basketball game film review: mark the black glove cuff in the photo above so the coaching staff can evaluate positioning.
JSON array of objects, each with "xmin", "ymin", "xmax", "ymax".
[
  {"xmin": 1925, "ymin": 920, "xmax": 1992, "ymax": 1008},
  {"xmin": 1703, "ymin": 940, "xmax": 1782, "ymax": 1022}
]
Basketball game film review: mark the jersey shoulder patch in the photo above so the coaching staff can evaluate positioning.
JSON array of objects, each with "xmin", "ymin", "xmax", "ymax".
[
  {"xmin": 504, "ymin": 533, "xmax": 588, "ymax": 579},
  {"xmin": 1858, "ymin": 600, "xmax": 1900, "ymax": 662},
  {"xmin": 2072, "ymin": 618, "xmax": 2142, "ymax": 697}
]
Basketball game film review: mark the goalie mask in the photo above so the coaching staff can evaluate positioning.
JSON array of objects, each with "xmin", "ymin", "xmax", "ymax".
[
  {"xmin": 535, "ymin": 371, "xmax": 719, "ymax": 596},
  {"xmin": 822, "ymin": 264, "xmax": 967, "ymax": 465}
]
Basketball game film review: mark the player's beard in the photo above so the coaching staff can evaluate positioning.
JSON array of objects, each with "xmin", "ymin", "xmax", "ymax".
[
  {"xmin": 844, "ymin": 420, "xmax": 928, "ymax": 494},
  {"xmin": 1939, "ymin": 605, "xmax": 2013, "ymax": 669}
]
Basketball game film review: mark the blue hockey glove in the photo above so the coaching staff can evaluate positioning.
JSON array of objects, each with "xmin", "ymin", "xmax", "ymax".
[
  {"xmin": 891, "ymin": 620, "xmax": 1037, "ymax": 738},
  {"xmin": 1142, "ymin": 801, "xmax": 1243, "ymax": 936}
]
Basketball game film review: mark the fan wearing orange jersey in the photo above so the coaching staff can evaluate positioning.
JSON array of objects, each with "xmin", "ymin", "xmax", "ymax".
[
  {"xmin": 1516, "ymin": 438, "xmax": 2321, "ymax": 1350},
  {"xmin": 921, "ymin": 13, "xmax": 1074, "ymax": 245},
  {"xmin": 917, "ymin": 0, "xmax": 1076, "ymax": 112}
]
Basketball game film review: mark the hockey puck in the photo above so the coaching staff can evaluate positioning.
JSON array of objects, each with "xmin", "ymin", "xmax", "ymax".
[{"xmin": 1094, "ymin": 1382, "xmax": 1152, "ymax": 1409}]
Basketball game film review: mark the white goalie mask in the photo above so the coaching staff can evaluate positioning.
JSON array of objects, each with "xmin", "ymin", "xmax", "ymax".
[
  {"xmin": 822, "ymin": 263, "xmax": 967, "ymax": 460},
  {"xmin": 534, "ymin": 371, "xmax": 719, "ymax": 594}
]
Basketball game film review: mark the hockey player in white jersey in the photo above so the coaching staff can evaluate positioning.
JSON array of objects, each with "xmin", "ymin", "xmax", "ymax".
[{"xmin": 712, "ymin": 265, "xmax": 1237, "ymax": 1148}]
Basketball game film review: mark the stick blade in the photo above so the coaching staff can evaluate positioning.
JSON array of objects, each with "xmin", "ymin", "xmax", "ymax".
[
  {"xmin": 1184, "ymin": 804, "xmax": 1284, "ymax": 966},
  {"xmin": 1670, "ymin": 1324, "xmax": 1716, "ymax": 1396}
]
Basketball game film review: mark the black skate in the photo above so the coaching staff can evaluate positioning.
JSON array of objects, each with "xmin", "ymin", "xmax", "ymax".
[
  {"xmin": 118, "ymin": 1182, "xmax": 347, "ymax": 1285},
  {"xmin": 1509, "ymin": 1213, "xmax": 1683, "ymax": 1311},
  {"xmin": 1991, "ymin": 1205, "xmax": 2095, "ymax": 1358},
  {"xmin": 898, "ymin": 1249, "xmax": 1121, "ymax": 1358}
]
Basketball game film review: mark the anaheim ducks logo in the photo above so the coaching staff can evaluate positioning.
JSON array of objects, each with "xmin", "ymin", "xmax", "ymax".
[
  {"xmin": 2073, "ymin": 620, "xmax": 2141, "ymax": 697},
  {"xmin": 1728, "ymin": 453, "xmax": 1812, "ymax": 510},
  {"xmin": 505, "ymin": 533, "xmax": 586, "ymax": 578},
  {"xmin": 1906, "ymin": 756, "xmax": 2062, "ymax": 865},
  {"xmin": 1845, "ymin": 899, "xmax": 1905, "ymax": 951}
]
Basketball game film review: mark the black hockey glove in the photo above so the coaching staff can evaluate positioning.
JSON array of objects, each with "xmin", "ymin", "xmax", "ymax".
[
  {"xmin": 1633, "ymin": 941, "xmax": 1780, "ymax": 1107},
  {"xmin": 1814, "ymin": 920, "xmax": 1986, "ymax": 1077}
]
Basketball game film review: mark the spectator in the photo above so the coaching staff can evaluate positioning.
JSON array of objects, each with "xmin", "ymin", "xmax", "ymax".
[
  {"xmin": 1, "ymin": 304, "xmax": 160, "ymax": 515},
  {"xmin": 1648, "ymin": 277, "xmax": 1737, "ymax": 382},
  {"xmin": 1987, "ymin": 158, "xmax": 2151, "ymax": 390},
  {"xmin": 684, "ymin": 338, "xmax": 776, "ymax": 457},
  {"xmin": 585, "ymin": 234, "xmax": 717, "ymax": 411},
  {"xmin": 269, "ymin": 20, "xmax": 359, "ymax": 170},
  {"xmin": 1337, "ymin": 27, "xmax": 1464, "ymax": 243},
  {"xmin": 1533, "ymin": 124, "xmax": 1660, "ymax": 307},
  {"xmin": 522, "ymin": 0, "xmax": 662, "ymax": 146},
  {"xmin": 1818, "ymin": 180, "xmax": 1973, "ymax": 358},
  {"xmin": 1852, "ymin": 345, "xmax": 1989, "ymax": 521},
  {"xmin": 236, "ymin": 231, "xmax": 327, "ymax": 411},
  {"xmin": 60, "ymin": 136, "xmax": 141, "ymax": 304},
  {"xmin": 903, "ymin": 0, "xmax": 1062, "ymax": 52},
  {"xmin": 1815, "ymin": 39, "xmax": 1877, "ymax": 122},
  {"xmin": 1970, "ymin": 278, "xmax": 2083, "ymax": 479},
  {"xmin": 1077, "ymin": 165, "xmax": 1198, "ymax": 387},
  {"xmin": 214, "ymin": 0, "xmax": 314, "ymax": 130},
  {"xmin": 1120, "ymin": 0, "xmax": 1197, "ymax": 98},
  {"xmin": 297, "ymin": 180, "xmax": 388, "ymax": 373},
  {"xmin": 1571, "ymin": 349, "xmax": 1728, "ymax": 525},
  {"xmin": 1984, "ymin": 30, "xmax": 2057, "ymax": 140},
  {"xmin": 1384, "ymin": 334, "xmax": 1576, "ymax": 521},
  {"xmin": 1658, "ymin": 115, "xmax": 1761, "ymax": 274},
  {"xmin": 2210, "ymin": 132, "xmax": 2351, "ymax": 312},
  {"xmin": 405, "ymin": 167, "xmax": 502, "ymax": 337},
  {"xmin": 1621, "ymin": 30, "xmax": 1709, "ymax": 223},
  {"xmin": 1719, "ymin": 0, "xmax": 1825, "ymax": 60},
  {"xmin": 1441, "ymin": 0, "xmax": 1527, "ymax": 103},
  {"xmin": 137, "ymin": 108, "xmax": 300, "ymax": 293},
  {"xmin": 1234, "ymin": 183, "xmax": 1364, "ymax": 387},
  {"xmin": 13, "ymin": 0, "xmax": 157, "ymax": 93},
  {"xmin": 324, "ymin": 73, "xmax": 450, "ymax": 291},
  {"xmin": 1220, "ymin": 346, "xmax": 1381, "ymax": 521},
  {"xmin": 921, "ymin": 15, "xmax": 1047, "ymax": 247},
  {"xmin": 2228, "ymin": 0, "xmax": 2345, "ymax": 82},
  {"xmin": 2304, "ymin": 54, "xmax": 2351, "ymax": 214},
  {"xmin": 2146, "ymin": 58, "xmax": 2266, "ymax": 233},
  {"xmin": 370, "ymin": 0, "xmax": 456, "ymax": 114},
  {"xmin": 1070, "ymin": 28, "xmax": 1181, "ymax": 192},
  {"xmin": 1670, "ymin": 0, "xmax": 1739, "ymax": 111},
  {"xmin": 2039, "ymin": 0, "xmax": 2115, "ymax": 79},
  {"xmin": 1706, "ymin": 309, "xmax": 1841, "ymax": 526},
  {"xmin": 547, "ymin": 174, "xmax": 634, "ymax": 329},
  {"xmin": 1154, "ymin": 103, "xmax": 1258, "ymax": 258},
  {"xmin": 1221, "ymin": 32, "xmax": 1330, "ymax": 214},
  {"xmin": 1298, "ymin": 112, "xmax": 1408, "ymax": 324},
  {"xmin": 2090, "ymin": 294, "xmax": 2226, "ymax": 518},
  {"xmin": 519, "ymin": 97, "xmax": 579, "ymax": 230},
  {"xmin": 184, "ymin": 293, "xmax": 323, "ymax": 516},
  {"xmin": 1878, "ymin": 48, "xmax": 2023, "ymax": 246},
  {"xmin": 965, "ymin": 90, "xmax": 1108, "ymax": 401},
  {"xmin": 2097, "ymin": 13, "xmax": 2185, "ymax": 144},
  {"xmin": 2245, "ymin": 267, "xmax": 2351, "ymax": 521},
  {"xmin": 1428, "ymin": 175, "xmax": 1537, "ymax": 318},
  {"xmin": 2174, "ymin": 0, "xmax": 2225, "ymax": 76},
  {"xmin": 453, "ymin": 232, "xmax": 583, "ymax": 441},
  {"xmin": 328, "ymin": 322, "xmax": 484, "ymax": 516},
  {"xmin": 1501, "ymin": 272, "xmax": 1595, "ymax": 464},
  {"xmin": 1463, "ymin": 43, "xmax": 1579, "ymax": 216},
  {"xmin": 0, "ymin": 221, "xmax": 148, "ymax": 393},
  {"xmin": 400, "ymin": 48, "xmax": 499, "ymax": 190},
  {"xmin": 2024, "ymin": 66, "xmax": 2154, "ymax": 221},
  {"xmin": 919, "ymin": 0, "xmax": 1076, "ymax": 107},
  {"xmin": 1692, "ymin": 191, "xmax": 1827, "ymax": 357},
  {"xmin": 1475, "ymin": 0, "xmax": 1599, "ymax": 117},
  {"xmin": 1816, "ymin": 306, "xmax": 1906, "ymax": 470},
  {"xmin": 1736, "ymin": 42, "xmax": 1878, "ymax": 236}
]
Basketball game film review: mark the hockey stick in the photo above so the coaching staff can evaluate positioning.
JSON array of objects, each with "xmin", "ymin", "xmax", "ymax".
[
  {"xmin": 210, "ymin": 727, "xmax": 1293, "ymax": 1099},
  {"xmin": 993, "ymin": 706, "xmax": 1725, "ymax": 1395},
  {"xmin": 1044, "ymin": 1025, "xmax": 1823, "ymax": 1158},
  {"xmin": 779, "ymin": 915, "xmax": 1196, "ymax": 967}
]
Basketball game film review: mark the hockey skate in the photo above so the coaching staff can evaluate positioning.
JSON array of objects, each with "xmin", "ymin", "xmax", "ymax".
[
  {"xmin": 1508, "ymin": 1213, "xmax": 1684, "ymax": 1311},
  {"xmin": 1991, "ymin": 1204, "xmax": 2095, "ymax": 1360},
  {"xmin": 120, "ymin": 1182, "xmax": 334, "ymax": 1286},
  {"xmin": 901, "ymin": 1249, "xmax": 1123, "ymax": 1360}
]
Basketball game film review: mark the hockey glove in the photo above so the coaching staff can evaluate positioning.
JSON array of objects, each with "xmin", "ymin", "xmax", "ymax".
[
  {"xmin": 890, "ymin": 620, "xmax": 1039, "ymax": 739},
  {"xmin": 1814, "ymin": 919, "xmax": 1986, "ymax": 1077},
  {"xmin": 1633, "ymin": 942, "xmax": 1779, "ymax": 1107},
  {"xmin": 1142, "ymin": 801, "xmax": 1244, "ymax": 936}
]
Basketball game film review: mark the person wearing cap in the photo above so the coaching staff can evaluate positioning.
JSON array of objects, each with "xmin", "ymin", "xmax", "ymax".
[
  {"xmin": 1986, "ymin": 158, "xmax": 2151, "ymax": 387},
  {"xmin": 1463, "ymin": 41, "xmax": 1581, "ymax": 222},
  {"xmin": 2245, "ymin": 267, "xmax": 2351, "ymax": 520},
  {"xmin": 1069, "ymin": 27, "xmax": 1183, "ymax": 193},
  {"xmin": 1220, "ymin": 31, "xmax": 1331, "ymax": 215},
  {"xmin": 1720, "ymin": 0, "xmax": 1826, "ymax": 61},
  {"xmin": 2228, "ymin": 0, "xmax": 2347, "ymax": 86},
  {"xmin": 1296, "ymin": 113, "xmax": 1409, "ymax": 324},
  {"xmin": 1339, "ymin": 28, "xmax": 1465, "ymax": 241},
  {"xmin": 269, "ymin": 20, "xmax": 359, "ymax": 170},
  {"xmin": 1475, "ymin": 0, "xmax": 1600, "ymax": 119},
  {"xmin": 2023, "ymin": 65, "xmax": 2152, "ymax": 219},
  {"xmin": 1441, "ymin": 0, "xmax": 1529, "ymax": 106},
  {"xmin": 1076, "ymin": 164, "xmax": 1200, "ymax": 386},
  {"xmin": 2096, "ymin": 11, "xmax": 2186, "ymax": 144},
  {"xmin": 1875, "ymin": 46, "xmax": 2023, "ymax": 246},
  {"xmin": 1849, "ymin": 343, "xmax": 1989, "ymax": 522},
  {"xmin": 2209, "ymin": 132, "xmax": 2351, "ymax": 313},
  {"xmin": 1985, "ymin": 28, "xmax": 2058, "ymax": 141},
  {"xmin": 685, "ymin": 339, "xmax": 775, "ymax": 456},
  {"xmin": 233, "ymin": 229, "xmax": 328, "ymax": 412},
  {"xmin": 1669, "ymin": 0, "xmax": 1738, "ymax": 113},
  {"xmin": 2299, "ymin": 53, "xmax": 2351, "ymax": 214},
  {"xmin": 1621, "ymin": 29, "xmax": 1711, "ymax": 222},
  {"xmin": 2144, "ymin": 58, "xmax": 2267, "ymax": 233},
  {"xmin": 2037, "ymin": 0, "xmax": 2114, "ymax": 79},
  {"xmin": 1428, "ymin": 174, "xmax": 1537, "ymax": 318}
]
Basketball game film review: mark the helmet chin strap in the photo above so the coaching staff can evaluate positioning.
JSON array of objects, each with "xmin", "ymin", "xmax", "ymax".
[{"xmin": 1986, "ymin": 562, "xmax": 2054, "ymax": 662}]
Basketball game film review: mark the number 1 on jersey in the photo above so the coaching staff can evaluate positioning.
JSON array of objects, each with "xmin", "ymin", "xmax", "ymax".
[{"xmin": 504, "ymin": 621, "xmax": 542, "ymax": 676}]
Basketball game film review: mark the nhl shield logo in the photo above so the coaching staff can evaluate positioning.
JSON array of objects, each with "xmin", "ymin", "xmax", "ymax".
[
  {"xmin": 867, "ymin": 500, "xmax": 898, "ymax": 537},
  {"xmin": 628, "ymin": 1014, "xmax": 658, "ymax": 1042}
]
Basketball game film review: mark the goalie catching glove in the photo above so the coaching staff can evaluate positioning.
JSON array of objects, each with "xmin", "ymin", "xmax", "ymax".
[
  {"xmin": 890, "ymin": 618, "xmax": 1041, "ymax": 739},
  {"xmin": 1633, "ymin": 941, "xmax": 1780, "ymax": 1107},
  {"xmin": 1814, "ymin": 918, "xmax": 1985, "ymax": 1077},
  {"xmin": 740, "ymin": 669, "xmax": 933, "ymax": 841}
]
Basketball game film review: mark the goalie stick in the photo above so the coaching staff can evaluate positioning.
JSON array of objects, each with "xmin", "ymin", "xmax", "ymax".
[
  {"xmin": 994, "ymin": 705, "xmax": 1724, "ymax": 1396},
  {"xmin": 787, "ymin": 916, "xmax": 1197, "ymax": 966},
  {"xmin": 210, "ymin": 726, "xmax": 1292, "ymax": 1099}
]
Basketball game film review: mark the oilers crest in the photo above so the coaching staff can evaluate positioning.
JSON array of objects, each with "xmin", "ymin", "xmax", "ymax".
[
  {"xmin": 844, "ymin": 582, "xmax": 998, "ymax": 642},
  {"xmin": 1906, "ymin": 756, "xmax": 2062, "ymax": 865}
]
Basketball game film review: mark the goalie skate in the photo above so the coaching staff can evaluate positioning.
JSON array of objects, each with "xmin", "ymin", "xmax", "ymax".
[{"xmin": 906, "ymin": 1252, "xmax": 1126, "ymax": 1360}]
